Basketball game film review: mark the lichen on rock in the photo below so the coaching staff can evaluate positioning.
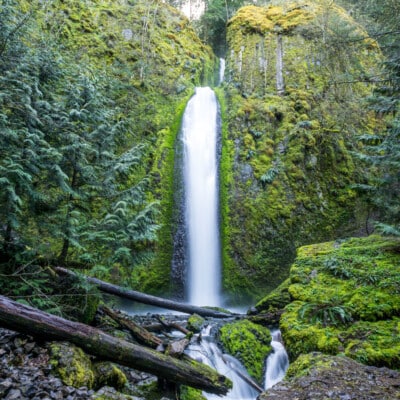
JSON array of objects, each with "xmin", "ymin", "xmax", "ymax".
[{"xmin": 49, "ymin": 342, "xmax": 95, "ymax": 389}]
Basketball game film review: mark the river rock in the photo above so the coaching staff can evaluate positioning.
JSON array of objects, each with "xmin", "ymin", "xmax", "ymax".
[{"xmin": 259, "ymin": 352, "xmax": 400, "ymax": 400}]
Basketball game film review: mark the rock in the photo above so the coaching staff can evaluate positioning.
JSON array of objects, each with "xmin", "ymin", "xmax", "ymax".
[
  {"xmin": 48, "ymin": 342, "xmax": 95, "ymax": 389},
  {"xmin": 186, "ymin": 314, "xmax": 205, "ymax": 333},
  {"xmin": 219, "ymin": 319, "xmax": 271, "ymax": 382},
  {"xmin": 93, "ymin": 361, "xmax": 128, "ymax": 390},
  {"xmin": 259, "ymin": 353, "xmax": 400, "ymax": 400},
  {"xmin": 5, "ymin": 389, "xmax": 22, "ymax": 400}
]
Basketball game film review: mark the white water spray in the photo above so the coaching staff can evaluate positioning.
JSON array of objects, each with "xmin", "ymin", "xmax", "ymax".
[{"xmin": 182, "ymin": 87, "xmax": 221, "ymax": 307}]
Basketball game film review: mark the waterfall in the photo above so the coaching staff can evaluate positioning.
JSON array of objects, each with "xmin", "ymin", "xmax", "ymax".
[
  {"xmin": 219, "ymin": 58, "xmax": 225, "ymax": 85},
  {"xmin": 182, "ymin": 87, "xmax": 221, "ymax": 307},
  {"xmin": 180, "ymin": 87, "xmax": 288, "ymax": 399},
  {"xmin": 264, "ymin": 330, "xmax": 289, "ymax": 390}
]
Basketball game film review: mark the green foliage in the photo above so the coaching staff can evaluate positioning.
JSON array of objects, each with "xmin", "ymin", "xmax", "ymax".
[
  {"xmin": 0, "ymin": 0, "xmax": 215, "ymax": 298},
  {"xmin": 345, "ymin": 0, "xmax": 400, "ymax": 236},
  {"xmin": 196, "ymin": 0, "xmax": 246, "ymax": 56},
  {"xmin": 298, "ymin": 298, "xmax": 353, "ymax": 327}
]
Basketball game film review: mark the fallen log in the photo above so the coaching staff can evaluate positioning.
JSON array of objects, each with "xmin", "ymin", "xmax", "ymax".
[
  {"xmin": 100, "ymin": 306, "xmax": 163, "ymax": 349},
  {"xmin": 0, "ymin": 295, "xmax": 231, "ymax": 395},
  {"xmin": 55, "ymin": 267, "xmax": 233, "ymax": 318},
  {"xmin": 156, "ymin": 315, "xmax": 191, "ymax": 336}
]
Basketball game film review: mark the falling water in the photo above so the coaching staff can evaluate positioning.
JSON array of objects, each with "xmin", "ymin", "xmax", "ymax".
[
  {"xmin": 182, "ymin": 87, "xmax": 221, "ymax": 307},
  {"xmin": 187, "ymin": 326, "xmax": 261, "ymax": 400},
  {"xmin": 219, "ymin": 58, "xmax": 225, "ymax": 85},
  {"xmin": 264, "ymin": 330, "xmax": 289, "ymax": 390}
]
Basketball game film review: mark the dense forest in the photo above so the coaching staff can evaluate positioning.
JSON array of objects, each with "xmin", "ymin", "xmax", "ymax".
[{"xmin": 0, "ymin": 0, "xmax": 399, "ymax": 399}]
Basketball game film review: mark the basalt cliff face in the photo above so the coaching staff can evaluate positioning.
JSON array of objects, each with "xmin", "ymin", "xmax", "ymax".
[{"xmin": 220, "ymin": 1, "xmax": 383, "ymax": 301}]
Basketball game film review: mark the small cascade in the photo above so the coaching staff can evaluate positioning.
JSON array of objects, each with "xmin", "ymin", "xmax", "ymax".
[
  {"xmin": 219, "ymin": 58, "xmax": 225, "ymax": 85},
  {"xmin": 182, "ymin": 87, "xmax": 221, "ymax": 307},
  {"xmin": 264, "ymin": 330, "xmax": 289, "ymax": 390},
  {"xmin": 186, "ymin": 326, "xmax": 261, "ymax": 400}
]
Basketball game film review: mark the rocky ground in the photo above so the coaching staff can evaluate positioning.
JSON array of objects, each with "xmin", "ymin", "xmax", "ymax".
[
  {"xmin": 1, "ymin": 311, "xmax": 400, "ymax": 400},
  {"xmin": 0, "ymin": 326, "xmax": 165, "ymax": 400}
]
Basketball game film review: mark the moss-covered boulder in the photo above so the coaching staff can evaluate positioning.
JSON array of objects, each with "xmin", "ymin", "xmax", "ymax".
[
  {"xmin": 219, "ymin": 319, "xmax": 271, "ymax": 382},
  {"xmin": 255, "ymin": 278, "xmax": 292, "ymax": 313},
  {"xmin": 279, "ymin": 235, "xmax": 400, "ymax": 369},
  {"xmin": 221, "ymin": 0, "xmax": 383, "ymax": 302},
  {"xmin": 49, "ymin": 342, "xmax": 95, "ymax": 388},
  {"xmin": 93, "ymin": 362, "xmax": 128, "ymax": 391},
  {"xmin": 187, "ymin": 314, "xmax": 206, "ymax": 333},
  {"xmin": 259, "ymin": 352, "xmax": 400, "ymax": 399}
]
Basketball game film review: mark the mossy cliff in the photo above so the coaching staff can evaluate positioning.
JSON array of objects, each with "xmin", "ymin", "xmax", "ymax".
[
  {"xmin": 220, "ymin": 0, "xmax": 383, "ymax": 302},
  {"xmin": 19, "ymin": 0, "xmax": 216, "ymax": 292},
  {"xmin": 257, "ymin": 235, "xmax": 400, "ymax": 370}
]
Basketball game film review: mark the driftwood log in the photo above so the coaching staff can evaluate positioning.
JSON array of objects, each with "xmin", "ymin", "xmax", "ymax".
[
  {"xmin": 0, "ymin": 295, "xmax": 231, "ymax": 394},
  {"xmin": 55, "ymin": 267, "xmax": 233, "ymax": 318}
]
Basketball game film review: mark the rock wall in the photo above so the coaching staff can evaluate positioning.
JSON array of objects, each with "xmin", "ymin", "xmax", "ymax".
[{"xmin": 220, "ymin": 1, "xmax": 383, "ymax": 302}]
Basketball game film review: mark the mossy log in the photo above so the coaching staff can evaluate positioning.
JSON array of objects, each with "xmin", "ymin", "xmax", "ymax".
[
  {"xmin": 0, "ymin": 295, "xmax": 231, "ymax": 395},
  {"xmin": 100, "ymin": 306, "xmax": 163, "ymax": 349},
  {"xmin": 55, "ymin": 267, "xmax": 233, "ymax": 318}
]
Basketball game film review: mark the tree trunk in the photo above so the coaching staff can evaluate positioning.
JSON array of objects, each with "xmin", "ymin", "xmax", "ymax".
[
  {"xmin": 55, "ymin": 267, "xmax": 234, "ymax": 319},
  {"xmin": 0, "ymin": 295, "xmax": 231, "ymax": 395},
  {"xmin": 276, "ymin": 33, "xmax": 285, "ymax": 95}
]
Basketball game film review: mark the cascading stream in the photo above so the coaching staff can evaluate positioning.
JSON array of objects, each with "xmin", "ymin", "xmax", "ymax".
[
  {"xmin": 186, "ymin": 326, "xmax": 261, "ymax": 400},
  {"xmin": 264, "ymin": 330, "xmax": 289, "ymax": 389},
  {"xmin": 182, "ymin": 87, "xmax": 221, "ymax": 307}
]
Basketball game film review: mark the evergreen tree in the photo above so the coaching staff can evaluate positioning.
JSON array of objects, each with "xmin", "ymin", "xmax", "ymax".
[
  {"xmin": 198, "ymin": 0, "xmax": 245, "ymax": 56},
  {"xmin": 347, "ymin": 0, "xmax": 400, "ymax": 234}
]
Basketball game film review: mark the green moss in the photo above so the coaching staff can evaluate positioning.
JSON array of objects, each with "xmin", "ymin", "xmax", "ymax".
[
  {"xmin": 255, "ymin": 278, "xmax": 292, "ymax": 313},
  {"xmin": 285, "ymin": 352, "xmax": 335, "ymax": 379},
  {"xmin": 49, "ymin": 342, "xmax": 95, "ymax": 388},
  {"xmin": 221, "ymin": 0, "xmax": 383, "ymax": 301},
  {"xmin": 228, "ymin": 4, "xmax": 316, "ymax": 35},
  {"xmin": 93, "ymin": 362, "xmax": 127, "ymax": 390},
  {"xmin": 180, "ymin": 386, "xmax": 207, "ymax": 400},
  {"xmin": 187, "ymin": 314, "xmax": 206, "ymax": 333},
  {"xmin": 219, "ymin": 320, "xmax": 271, "ymax": 382},
  {"xmin": 279, "ymin": 236, "xmax": 400, "ymax": 369}
]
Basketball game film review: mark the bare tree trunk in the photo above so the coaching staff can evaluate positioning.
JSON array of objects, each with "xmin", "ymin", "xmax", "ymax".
[
  {"xmin": 0, "ymin": 295, "xmax": 231, "ymax": 395},
  {"xmin": 276, "ymin": 34, "xmax": 285, "ymax": 95},
  {"xmin": 55, "ymin": 267, "xmax": 234, "ymax": 318}
]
